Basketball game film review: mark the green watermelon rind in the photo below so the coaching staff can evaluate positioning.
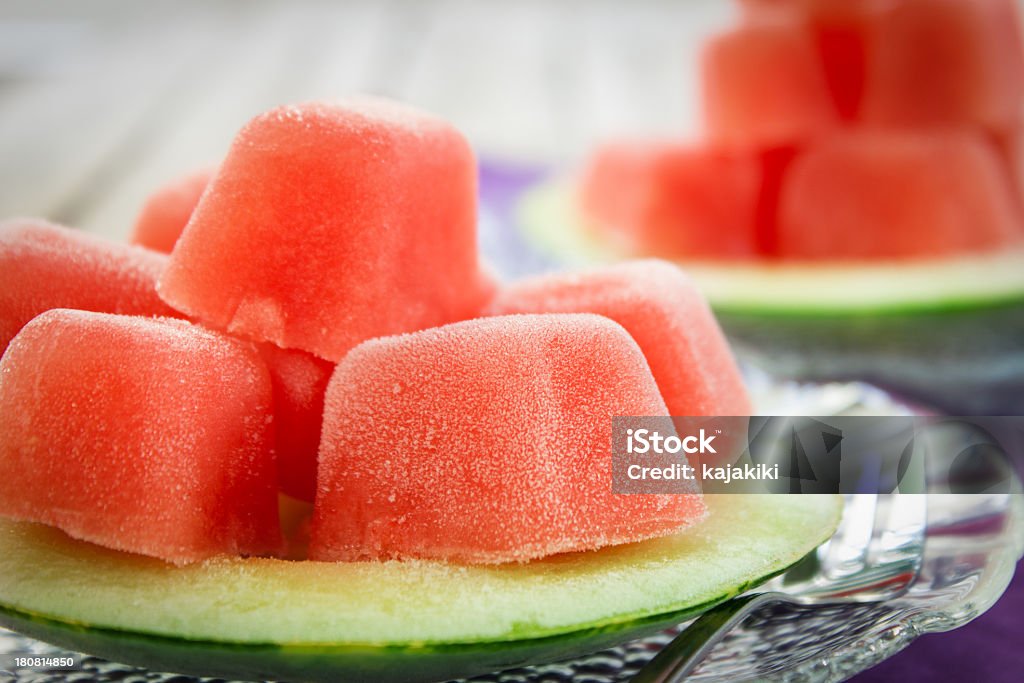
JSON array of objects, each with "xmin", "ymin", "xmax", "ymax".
[
  {"xmin": 0, "ymin": 495, "xmax": 840, "ymax": 683},
  {"xmin": 0, "ymin": 595, "xmax": 726, "ymax": 683},
  {"xmin": 520, "ymin": 178, "xmax": 1024, "ymax": 316}
]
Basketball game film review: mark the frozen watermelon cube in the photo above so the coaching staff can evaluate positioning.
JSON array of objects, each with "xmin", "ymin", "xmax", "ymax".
[
  {"xmin": 860, "ymin": 0, "xmax": 1024, "ymax": 129},
  {"xmin": 702, "ymin": 20, "xmax": 838, "ymax": 147},
  {"xmin": 0, "ymin": 310, "xmax": 281, "ymax": 564},
  {"xmin": 579, "ymin": 141, "xmax": 760, "ymax": 260},
  {"xmin": 259, "ymin": 343, "xmax": 335, "ymax": 502},
  {"xmin": 778, "ymin": 130, "xmax": 1023, "ymax": 260},
  {"xmin": 487, "ymin": 261, "xmax": 752, "ymax": 418},
  {"xmin": 310, "ymin": 314, "xmax": 706, "ymax": 564},
  {"xmin": 0, "ymin": 219, "xmax": 181, "ymax": 355},
  {"xmin": 130, "ymin": 167, "xmax": 213, "ymax": 253},
  {"xmin": 158, "ymin": 98, "xmax": 495, "ymax": 362}
]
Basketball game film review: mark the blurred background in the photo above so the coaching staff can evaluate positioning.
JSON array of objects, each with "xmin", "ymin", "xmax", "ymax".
[{"xmin": 0, "ymin": 0, "xmax": 734, "ymax": 239}]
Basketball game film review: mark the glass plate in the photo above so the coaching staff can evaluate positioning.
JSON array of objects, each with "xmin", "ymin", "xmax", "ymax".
[{"xmin": 2, "ymin": 379, "xmax": 1021, "ymax": 683}]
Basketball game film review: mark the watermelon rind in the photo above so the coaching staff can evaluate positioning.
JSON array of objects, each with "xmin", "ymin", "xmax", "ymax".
[{"xmin": 0, "ymin": 495, "xmax": 840, "ymax": 683}]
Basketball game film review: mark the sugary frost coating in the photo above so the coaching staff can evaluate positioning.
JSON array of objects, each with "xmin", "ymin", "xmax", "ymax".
[
  {"xmin": 157, "ymin": 97, "xmax": 495, "ymax": 361},
  {"xmin": 0, "ymin": 310, "xmax": 282, "ymax": 564},
  {"xmin": 487, "ymin": 260, "xmax": 753, "ymax": 417},
  {"xmin": 310, "ymin": 313, "xmax": 706, "ymax": 564},
  {"xmin": 0, "ymin": 218, "xmax": 180, "ymax": 354}
]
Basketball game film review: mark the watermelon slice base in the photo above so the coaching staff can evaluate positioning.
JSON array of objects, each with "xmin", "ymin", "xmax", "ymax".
[{"xmin": 0, "ymin": 495, "xmax": 839, "ymax": 683}]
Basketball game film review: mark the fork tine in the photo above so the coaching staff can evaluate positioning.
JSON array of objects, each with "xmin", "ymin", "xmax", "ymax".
[
  {"xmin": 870, "ymin": 493, "xmax": 928, "ymax": 568},
  {"xmin": 821, "ymin": 494, "xmax": 878, "ymax": 578},
  {"xmin": 809, "ymin": 493, "xmax": 927, "ymax": 601},
  {"xmin": 631, "ymin": 490, "xmax": 930, "ymax": 681}
]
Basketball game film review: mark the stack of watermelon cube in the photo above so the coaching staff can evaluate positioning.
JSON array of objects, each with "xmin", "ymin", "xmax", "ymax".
[
  {"xmin": 582, "ymin": 0, "xmax": 1024, "ymax": 261},
  {"xmin": 130, "ymin": 167, "xmax": 213, "ymax": 254},
  {"xmin": 0, "ymin": 97, "xmax": 750, "ymax": 566}
]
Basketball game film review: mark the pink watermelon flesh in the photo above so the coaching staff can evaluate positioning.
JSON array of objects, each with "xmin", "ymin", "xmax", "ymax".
[
  {"xmin": 0, "ymin": 310, "xmax": 282, "ymax": 564},
  {"xmin": 486, "ymin": 261, "xmax": 752, "ymax": 418},
  {"xmin": 737, "ymin": 1, "xmax": 891, "ymax": 120},
  {"xmin": 702, "ymin": 20, "xmax": 838, "ymax": 147},
  {"xmin": 579, "ymin": 141, "xmax": 761, "ymax": 260},
  {"xmin": 259, "ymin": 343, "xmax": 335, "ymax": 502},
  {"xmin": 754, "ymin": 145, "xmax": 802, "ymax": 257},
  {"xmin": 793, "ymin": 0, "xmax": 890, "ymax": 122},
  {"xmin": 740, "ymin": 0, "xmax": 1024, "ymax": 127},
  {"xmin": 778, "ymin": 130, "xmax": 1023, "ymax": 260},
  {"xmin": 310, "ymin": 314, "xmax": 706, "ymax": 564},
  {"xmin": 0, "ymin": 219, "xmax": 181, "ymax": 355},
  {"xmin": 993, "ymin": 123, "xmax": 1024, "ymax": 215},
  {"xmin": 130, "ymin": 167, "xmax": 213, "ymax": 253},
  {"xmin": 860, "ymin": 0, "xmax": 1024, "ymax": 129},
  {"xmin": 157, "ymin": 98, "xmax": 495, "ymax": 362}
]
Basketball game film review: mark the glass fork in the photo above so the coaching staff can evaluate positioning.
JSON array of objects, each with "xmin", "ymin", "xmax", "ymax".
[{"xmin": 632, "ymin": 493, "xmax": 928, "ymax": 683}]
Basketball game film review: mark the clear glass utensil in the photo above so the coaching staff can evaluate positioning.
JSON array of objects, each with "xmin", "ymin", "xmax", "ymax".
[{"xmin": 631, "ymin": 492, "xmax": 928, "ymax": 683}]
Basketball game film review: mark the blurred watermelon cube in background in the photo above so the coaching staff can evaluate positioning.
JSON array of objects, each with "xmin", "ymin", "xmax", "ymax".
[{"xmin": 582, "ymin": 0, "xmax": 1024, "ymax": 262}]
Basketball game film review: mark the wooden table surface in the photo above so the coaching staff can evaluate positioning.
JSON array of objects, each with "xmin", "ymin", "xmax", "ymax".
[{"xmin": 0, "ymin": 0, "xmax": 730, "ymax": 240}]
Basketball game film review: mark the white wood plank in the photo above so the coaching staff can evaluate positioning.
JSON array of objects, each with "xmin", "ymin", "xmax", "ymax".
[
  {"xmin": 77, "ymin": 3, "xmax": 323, "ymax": 237},
  {"xmin": 0, "ymin": 9, "xmax": 197, "ymax": 233},
  {"xmin": 0, "ymin": 0, "xmax": 735, "ymax": 235},
  {"xmin": 78, "ymin": 2, "xmax": 418, "ymax": 238}
]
